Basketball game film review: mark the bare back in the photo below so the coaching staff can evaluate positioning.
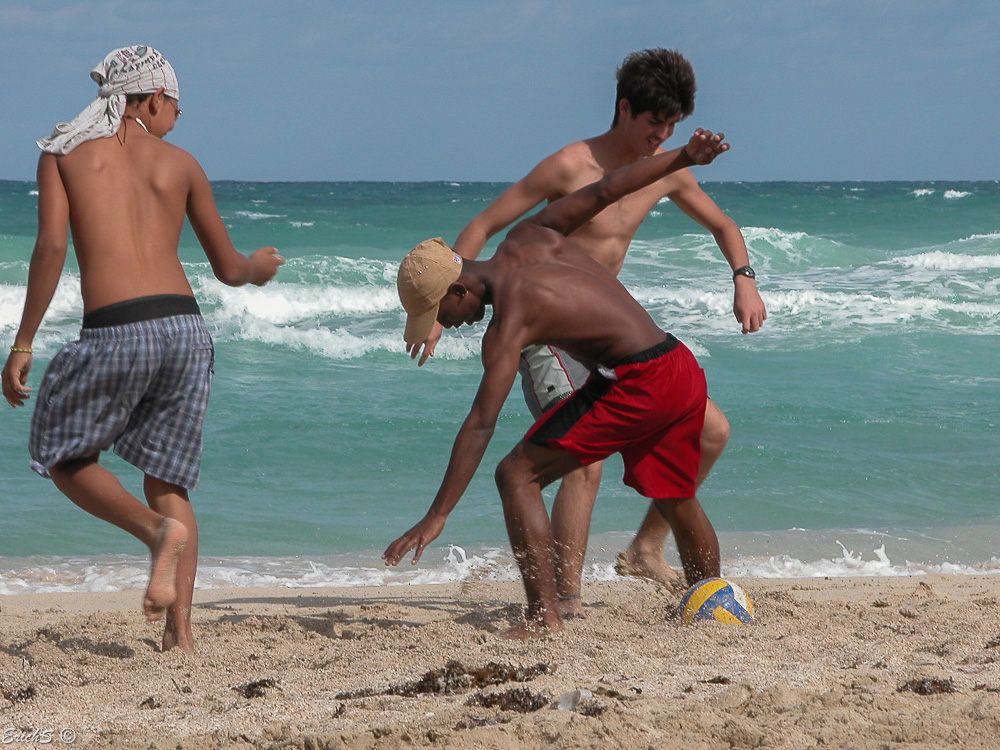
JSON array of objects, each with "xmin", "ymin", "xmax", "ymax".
[
  {"xmin": 54, "ymin": 121, "xmax": 196, "ymax": 311},
  {"xmin": 488, "ymin": 224, "xmax": 667, "ymax": 368}
]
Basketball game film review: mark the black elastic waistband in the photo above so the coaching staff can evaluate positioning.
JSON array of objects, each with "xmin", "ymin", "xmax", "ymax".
[
  {"xmin": 612, "ymin": 333, "xmax": 679, "ymax": 367},
  {"xmin": 82, "ymin": 295, "xmax": 201, "ymax": 329}
]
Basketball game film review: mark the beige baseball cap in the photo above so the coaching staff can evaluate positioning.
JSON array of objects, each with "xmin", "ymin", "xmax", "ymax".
[{"xmin": 397, "ymin": 237, "xmax": 464, "ymax": 347}]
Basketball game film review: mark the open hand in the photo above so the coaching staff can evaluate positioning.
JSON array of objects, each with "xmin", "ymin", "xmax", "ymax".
[
  {"xmin": 684, "ymin": 128, "xmax": 730, "ymax": 165},
  {"xmin": 406, "ymin": 321, "xmax": 443, "ymax": 366},
  {"xmin": 382, "ymin": 513, "xmax": 446, "ymax": 566}
]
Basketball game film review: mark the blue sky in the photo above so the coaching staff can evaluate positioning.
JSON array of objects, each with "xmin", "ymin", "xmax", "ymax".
[{"xmin": 1, "ymin": 1, "xmax": 997, "ymax": 182}]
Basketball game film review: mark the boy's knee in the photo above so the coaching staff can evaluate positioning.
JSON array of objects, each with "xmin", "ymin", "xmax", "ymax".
[
  {"xmin": 494, "ymin": 452, "xmax": 521, "ymax": 495},
  {"xmin": 653, "ymin": 495, "xmax": 700, "ymax": 523},
  {"xmin": 572, "ymin": 461, "xmax": 603, "ymax": 489},
  {"xmin": 702, "ymin": 409, "xmax": 730, "ymax": 454},
  {"xmin": 49, "ymin": 456, "xmax": 98, "ymax": 481}
]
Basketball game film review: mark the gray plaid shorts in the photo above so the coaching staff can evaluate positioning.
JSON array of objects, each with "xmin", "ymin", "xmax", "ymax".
[{"xmin": 29, "ymin": 313, "xmax": 214, "ymax": 490}]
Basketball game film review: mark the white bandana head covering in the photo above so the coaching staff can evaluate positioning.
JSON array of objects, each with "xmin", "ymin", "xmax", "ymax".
[{"xmin": 37, "ymin": 45, "xmax": 179, "ymax": 155}]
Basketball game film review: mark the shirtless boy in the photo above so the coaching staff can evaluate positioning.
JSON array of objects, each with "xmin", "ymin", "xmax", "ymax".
[
  {"xmin": 1, "ymin": 46, "xmax": 283, "ymax": 653},
  {"xmin": 408, "ymin": 49, "xmax": 766, "ymax": 605},
  {"xmin": 385, "ymin": 128, "xmax": 729, "ymax": 638}
]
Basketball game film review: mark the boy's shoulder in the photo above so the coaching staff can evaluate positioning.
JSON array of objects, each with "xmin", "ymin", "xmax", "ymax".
[
  {"xmin": 141, "ymin": 135, "xmax": 199, "ymax": 167},
  {"xmin": 529, "ymin": 138, "xmax": 604, "ymax": 194},
  {"xmin": 549, "ymin": 138, "xmax": 601, "ymax": 171}
]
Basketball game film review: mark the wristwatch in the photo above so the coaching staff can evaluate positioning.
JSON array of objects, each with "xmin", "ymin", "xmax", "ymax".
[{"xmin": 733, "ymin": 265, "xmax": 756, "ymax": 280}]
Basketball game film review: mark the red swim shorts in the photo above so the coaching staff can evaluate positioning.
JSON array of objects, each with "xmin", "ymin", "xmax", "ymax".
[{"xmin": 524, "ymin": 334, "xmax": 706, "ymax": 499}]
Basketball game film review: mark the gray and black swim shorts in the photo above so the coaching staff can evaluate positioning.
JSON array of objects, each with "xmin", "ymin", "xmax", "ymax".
[
  {"xmin": 518, "ymin": 344, "xmax": 592, "ymax": 420},
  {"xmin": 29, "ymin": 295, "xmax": 214, "ymax": 490}
]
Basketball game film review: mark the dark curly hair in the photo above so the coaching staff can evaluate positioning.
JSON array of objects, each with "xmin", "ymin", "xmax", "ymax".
[{"xmin": 613, "ymin": 48, "xmax": 696, "ymax": 126}]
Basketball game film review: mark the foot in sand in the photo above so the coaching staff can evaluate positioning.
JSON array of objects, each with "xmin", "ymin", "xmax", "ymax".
[
  {"xmin": 162, "ymin": 618, "xmax": 195, "ymax": 655},
  {"xmin": 615, "ymin": 548, "xmax": 685, "ymax": 593},
  {"xmin": 557, "ymin": 594, "xmax": 584, "ymax": 618},
  {"xmin": 500, "ymin": 619, "xmax": 565, "ymax": 640},
  {"xmin": 144, "ymin": 518, "xmax": 188, "ymax": 622}
]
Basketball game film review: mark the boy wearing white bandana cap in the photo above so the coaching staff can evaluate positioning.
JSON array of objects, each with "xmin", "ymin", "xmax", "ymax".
[
  {"xmin": 36, "ymin": 45, "xmax": 182, "ymax": 155},
  {"xmin": 2, "ymin": 45, "xmax": 284, "ymax": 654}
]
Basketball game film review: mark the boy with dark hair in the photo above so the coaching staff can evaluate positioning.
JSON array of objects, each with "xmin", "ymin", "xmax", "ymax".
[
  {"xmin": 1, "ymin": 46, "xmax": 283, "ymax": 653},
  {"xmin": 612, "ymin": 48, "xmax": 696, "ymax": 125},
  {"xmin": 406, "ymin": 48, "xmax": 765, "ymax": 608},
  {"xmin": 385, "ymin": 128, "xmax": 730, "ymax": 639}
]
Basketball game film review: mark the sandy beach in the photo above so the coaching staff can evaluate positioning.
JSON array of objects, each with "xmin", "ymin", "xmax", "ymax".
[{"xmin": 2, "ymin": 574, "xmax": 999, "ymax": 749}]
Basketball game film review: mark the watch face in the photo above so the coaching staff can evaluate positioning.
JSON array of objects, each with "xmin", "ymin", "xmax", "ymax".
[{"xmin": 735, "ymin": 266, "xmax": 756, "ymax": 279}]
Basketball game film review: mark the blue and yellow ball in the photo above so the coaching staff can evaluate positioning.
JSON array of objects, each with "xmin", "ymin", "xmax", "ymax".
[{"xmin": 678, "ymin": 577, "xmax": 754, "ymax": 625}]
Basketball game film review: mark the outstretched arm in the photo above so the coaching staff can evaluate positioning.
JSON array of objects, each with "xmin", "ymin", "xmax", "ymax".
[
  {"xmin": 384, "ymin": 320, "xmax": 524, "ymax": 565},
  {"xmin": 529, "ymin": 129, "xmax": 728, "ymax": 238},
  {"xmin": 185, "ymin": 157, "xmax": 284, "ymax": 286},
  {"xmin": 669, "ymin": 175, "xmax": 767, "ymax": 334},
  {"xmin": 409, "ymin": 152, "xmax": 572, "ymax": 366}
]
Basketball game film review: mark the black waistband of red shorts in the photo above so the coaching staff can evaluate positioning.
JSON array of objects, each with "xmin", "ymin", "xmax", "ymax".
[
  {"xmin": 610, "ymin": 333, "xmax": 679, "ymax": 367},
  {"xmin": 82, "ymin": 295, "xmax": 201, "ymax": 329}
]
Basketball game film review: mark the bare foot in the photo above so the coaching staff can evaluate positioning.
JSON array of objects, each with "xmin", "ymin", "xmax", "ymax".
[
  {"xmin": 162, "ymin": 620, "xmax": 194, "ymax": 655},
  {"xmin": 144, "ymin": 519, "xmax": 188, "ymax": 622},
  {"xmin": 615, "ymin": 548, "xmax": 685, "ymax": 593},
  {"xmin": 500, "ymin": 619, "xmax": 565, "ymax": 640},
  {"xmin": 557, "ymin": 594, "xmax": 584, "ymax": 618}
]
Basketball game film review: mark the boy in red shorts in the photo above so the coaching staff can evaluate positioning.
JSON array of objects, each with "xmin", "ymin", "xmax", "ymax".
[{"xmin": 384, "ymin": 128, "xmax": 728, "ymax": 639}]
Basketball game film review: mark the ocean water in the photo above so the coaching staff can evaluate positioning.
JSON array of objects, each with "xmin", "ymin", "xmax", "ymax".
[{"xmin": 1, "ymin": 179, "xmax": 999, "ymax": 595}]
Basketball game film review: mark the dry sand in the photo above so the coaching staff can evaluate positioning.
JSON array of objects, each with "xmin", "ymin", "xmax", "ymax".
[{"xmin": 2, "ymin": 574, "xmax": 1000, "ymax": 749}]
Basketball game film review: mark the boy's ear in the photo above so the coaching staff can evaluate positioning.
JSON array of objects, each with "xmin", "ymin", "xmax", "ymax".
[
  {"xmin": 618, "ymin": 98, "xmax": 632, "ymax": 121},
  {"xmin": 147, "ymin": 87, "xmax": 167, "ymax": 115},
  {"xmin": 447, "ymin": 282, "xmax": 468, "ymax": 299}
]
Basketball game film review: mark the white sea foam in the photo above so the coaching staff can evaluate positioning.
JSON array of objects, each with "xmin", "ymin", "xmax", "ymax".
[
  {"xmin": 429, "ymin": 332, "xmax": 484, "ymax": 360},
  {"xmin": 0, "ymin": 277, "xmax": 83, "ymax": 354},
  {"xmin": 289, "ymin": 221, "xmax": 315, "ymax": 228},
  {"xmin": 751, "ymin": 288, "xmax": 1000, "ymax": 333},
  {"xmin": 728, "ymin": 541, "xmax": 1000, "ymax": 578},
  {"xmin": 0, "ymin": 558, "xmax": 150, "ymax": 595},
  {"xmin": 910, "ymin": 189, "xmax": 935, "ymax": 197},
  {"xmin": 622, "ymin": 280, "xmax": 1000, "ymax": 341},
  {"xmin": 636, "ymin": 226, "xmax": 824, "ymax": 270},
  {"xmin": 896, "ymin": 251, "xmax": 1000, "ymax": 271},
  {"xmin": 232, "ymin": 210, "xmax": 286, "ymax": 220},
  {"xmin": 197, "ymin": 277, "xmax": 399, "ymax": 322},
  {"xmin": 630, "ymin": 285, "xmax": 729, "ymax": 314},
  {"xmin": 943, "ymin": 190, "xmax": 971, "ymax": 199},
  {"xmin": 743, "ymin": 226, "xmax": 809, "ymax": 245},
  {"xmin": 741, "ymin": 226, "xmax": 848, "ymax": 270},
  {"xmin": 0, "ymin": 547, "xmax": 518, "ymax": 595},
  {"xmin": 0, "ymin": 284, "xmax": 28, "ymax": 329},
  {"xmin": 236, "ymin": 323, "xmax": 406, "ymax": 359},
  {"xmin": 626, "ymin": 278, "xmax": 998, "ymax": 345},
  {"xmin": 3, "ymin": 541, "xmax": 999, "ymax": 596},
  {"xmin": 636, "ymin": 282, "xmax": 1000, "ymax": 341}
]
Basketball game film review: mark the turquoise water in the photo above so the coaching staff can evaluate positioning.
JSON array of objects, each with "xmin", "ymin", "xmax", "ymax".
[{"xmin": 1, "ymin": 179, "xmax": 999, "ymax": 592}]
